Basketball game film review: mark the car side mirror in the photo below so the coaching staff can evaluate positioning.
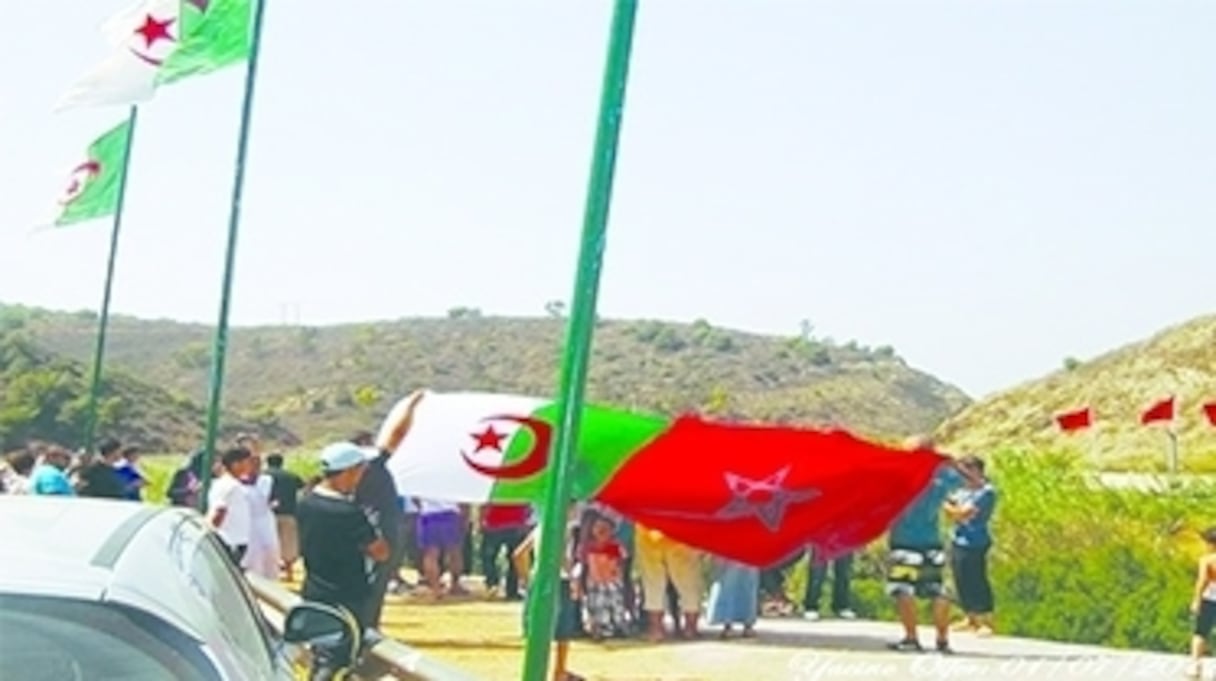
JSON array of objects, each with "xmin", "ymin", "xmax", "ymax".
[{"xmin": 283, "ymin": 602, "xmax": 359, "ymax": 648}]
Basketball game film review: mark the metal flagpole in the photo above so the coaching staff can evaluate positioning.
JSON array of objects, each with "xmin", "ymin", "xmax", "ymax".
[
  {"xmin": 1167, "ymin": 395, "xmax": 1180, "ymax": 476},
  {"xmin": 198, "ymin": 0, "xmax": 271, "ymax": 510},
  {"xmin": 520, "ymin": 1, "xmax": 639, "ymax": 679},
  {"xmin": 82, "ymin": 105, "xmax": 139, "ymax": 454},
  {"xmin": 1167, "ymin": 428, "xmax": 1179, "ymax": 475}
]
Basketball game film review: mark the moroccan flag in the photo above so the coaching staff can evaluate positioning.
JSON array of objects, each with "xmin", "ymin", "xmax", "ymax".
[
  {"xmin": 1055, "ymin": 407, "xmax": 1092, "ymax": 432},
  {"xmin": 1203, "ymin": 402, "xmax": 1216, "ymax": 426},
  {"xmin": 56, "ymin": 0, "xmax": 250, "ymax": 111},
  {"xmin": 382, "ymin": 390, "xmax": 948, "ymax": 566},
  {"xmin": 51, "ymin": 120, "xmax": 133, "ymax": 227},
  {"xmin": 1141, "ymin": 396, "xmax": 1175, "ymax": 425}
]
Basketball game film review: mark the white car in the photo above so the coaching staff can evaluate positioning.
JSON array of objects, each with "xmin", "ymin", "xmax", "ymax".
[{"xmin": 0, "ymin": 495, "xmax": 354, "ymax": 681}]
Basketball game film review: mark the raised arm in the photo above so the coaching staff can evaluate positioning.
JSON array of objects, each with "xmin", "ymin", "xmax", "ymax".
[
  {"xmin": 375, "ymin": 391, "xmax": 426, "ymax": 456},
  {"xmin": 513, "ymin": 527, "xmax": 539, "ymax": 588}
]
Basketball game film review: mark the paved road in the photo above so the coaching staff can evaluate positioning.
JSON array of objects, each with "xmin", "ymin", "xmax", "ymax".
[
  {"xmin": 1093, "ymin": 471, "xmax": 1216, "ymax": 492},
  {"xmin": 378, "ymin": 590, "xmax": 1197, "ymax": 681}
]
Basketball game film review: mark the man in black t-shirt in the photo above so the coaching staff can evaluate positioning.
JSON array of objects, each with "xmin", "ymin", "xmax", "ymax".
[
  {"xmin": 297, "ymin": 442, "xmax": 390, "ymax": 633},
  {"xmin": 350, "ymin": 430, "xmax": 406, "ymax": 630},
  {"xmin": 77, "ymin": 438, "xmax": 127, "ymax": 499}
]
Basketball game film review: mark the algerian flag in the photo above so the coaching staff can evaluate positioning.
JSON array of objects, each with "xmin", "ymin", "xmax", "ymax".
[
  {"xmin": 56, "ymin": 0, "xmax": 250, "ymax": 111},
  {"xmin": 51, "ymin": 119, "xmax": 134, "ymax": 227},
  {"xmin": 379, "ymin": 390, "xmax": 950, "ymax": 567},
  {"xmin": 159, "ymin": 0, "xmax": 252, "ymax": 85},
  {"xmin": 380, "ymin": 390, "xmax": 668, "ymax": 503},
  {"xmin": 56, "ymin": 0, "xmax": 181, "ymax": 110}
]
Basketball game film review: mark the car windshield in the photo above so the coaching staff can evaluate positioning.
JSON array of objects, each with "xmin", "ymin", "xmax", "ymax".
[{"xmin": 0, "ymin": 594, "xmax": 224, "ymax": 681}]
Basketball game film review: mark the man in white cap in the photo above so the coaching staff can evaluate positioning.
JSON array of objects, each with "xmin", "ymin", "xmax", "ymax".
[{"xmin": 297, "ymin": 442, "xmax": 391, "ymax": 633}]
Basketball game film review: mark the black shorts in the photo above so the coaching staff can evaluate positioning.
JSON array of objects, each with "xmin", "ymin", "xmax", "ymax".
[
  {"xmin": 885, "ymin": 546, "xmax": 946, "ymax": 599},
  {"xmin": 1195, "ymin": 601, "xmax": 1216, "ymax": 637}
]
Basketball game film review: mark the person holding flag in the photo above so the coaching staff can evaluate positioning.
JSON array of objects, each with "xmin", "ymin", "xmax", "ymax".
[{"xmin": 884, "ymin": 436, "xmax": 964, "ymax": 655}]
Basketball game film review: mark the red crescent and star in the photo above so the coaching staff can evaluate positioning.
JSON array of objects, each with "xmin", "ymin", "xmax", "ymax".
[
  {"xmin": 460, "ymin": 415, "xmax": 552, "ymax": 480},
  {"xmin": 60, "ymin": 161, "xmax": 102, "ymax": 205},
  {"xmin": 130, "ymin": 14, "xmax": 176, "ymax": 66}
]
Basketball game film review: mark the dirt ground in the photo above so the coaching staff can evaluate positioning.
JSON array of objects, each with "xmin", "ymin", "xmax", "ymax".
[
  {"xmin": 286, "ymin": 577, "xmax": 1193, "ymax": 681},
  {"xmin": 376, "ymin": 586, "xmax": 810, "ymax": 681}
]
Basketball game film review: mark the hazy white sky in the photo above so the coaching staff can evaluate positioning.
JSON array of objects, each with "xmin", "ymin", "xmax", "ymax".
[{"xmin": 1, "ymin": 0, "xmax": 1212, "ymax": 399}]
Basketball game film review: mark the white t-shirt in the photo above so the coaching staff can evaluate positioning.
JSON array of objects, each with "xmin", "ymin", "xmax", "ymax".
[
  {"xmin": 208, "ymin": 475, "xmax": 252, "ymax": 547},
  {"xmin": 417, "ymin": 498, "xmax": 459, "ymax": 516}
]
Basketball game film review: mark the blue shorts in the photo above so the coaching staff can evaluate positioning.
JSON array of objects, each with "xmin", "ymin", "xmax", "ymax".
[{"xmin": 417, "ymin": 511, "xmax": 463, "ymax": 549}]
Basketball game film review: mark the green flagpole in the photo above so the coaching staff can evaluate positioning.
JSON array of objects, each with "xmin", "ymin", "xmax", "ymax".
[
  {"xmin": 82, "ymin": 105, "xmax": 139, "ymax": 455},
  {"xmin": 198, "ymin": 0, "xmax": 270, "ymax": 510},
  {"xmin": 520, "ymin": 1, "xmax": 639, "ymax": 679}
]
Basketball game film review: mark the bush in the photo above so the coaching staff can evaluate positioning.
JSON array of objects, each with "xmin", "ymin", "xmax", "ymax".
[{"xmin": 808, "ymin": 451, "xmax": 1208, "ymax": 652}]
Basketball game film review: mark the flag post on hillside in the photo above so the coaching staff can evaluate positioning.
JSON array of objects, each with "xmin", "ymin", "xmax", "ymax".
[
  {"xmin": 198, "ymin": 0, "xmax": 270, "ymax": 508},
  {"xmin": 82, "ymin": 108, "xmax": 139, "ymax": 454},
  {"xmin": 1054, "ymin": 405, "xmax": 1096, "ymax": 464},
  {"xmin": 1140, "ymin": 395, "xmax": 1177, "ymax": 474},
  {"xmin": 45, "ymin": 111, "xmax": 139, "ymax": 453},
  {"xmin": 520, "ymin": 1, "xmax": 639, "ymax": 679}
]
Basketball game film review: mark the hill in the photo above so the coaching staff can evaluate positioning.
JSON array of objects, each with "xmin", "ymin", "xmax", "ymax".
[
  {"xmin": 935, "ymin": 314, "xmax": 1216, "ymax": 470},
  {"xmin": 1, "ymin": 304, "xmax": 970, "ymax": 443},
  {"xmin": 0, "ymin": 325, "xmax": 297, "ymax": 454}
]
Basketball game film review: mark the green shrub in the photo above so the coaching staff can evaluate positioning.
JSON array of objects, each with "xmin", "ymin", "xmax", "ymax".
[{"xmin": 802, "ymin": 450, "xmax": 1209, "ymax": 653}]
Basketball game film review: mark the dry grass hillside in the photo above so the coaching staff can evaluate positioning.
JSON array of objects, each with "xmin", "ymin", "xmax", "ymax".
[
  {"xmin": 2, "ymin": 304, "xmax": 970, "ymax": 446},
  {"xmin": 935, "ymin": 314, "xmax": 1216, "ymax": 470},
  {"xmin": 0, "ymin": 330, "xmax": 295, "ymax": 453}
]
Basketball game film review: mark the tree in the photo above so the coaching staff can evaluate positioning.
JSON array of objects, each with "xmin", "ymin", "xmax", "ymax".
[
  {"xmin": 173, "ymin": 342, "xmax": 210, "ymax": 370},
  {"xmin": 544, "ymin": 300, "xmax": 567, "ymax": 318},
  {"xmin": 447, "ymin": 306, "xmax": 483, "ymax": 320},
  {"xmin": 704, "ymin": 386, "xmax": 730, "ymax": 415},
  {"xmin": 247, "ymin": 334, "xmax": 268, "ymax": 358},
  {"xmin": 799, "ymin": 319, "xmax": 815, "ymax": 341},
  {"xmin": 1063, "ymin": 357, "xmax": 1082, "ymax": 372},
  {"xmin": 653, "ymin": 327, "xmax": 686, "ymax": 353},
  {"xmin": 297, "ymin": 327, "xmax": 320, "ymax": 353}
]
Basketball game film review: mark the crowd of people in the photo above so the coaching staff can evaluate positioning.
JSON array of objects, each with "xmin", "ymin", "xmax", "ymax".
[{"xmin": 0, "ymin": 427, "xmax": 1002, "ymax": 681}]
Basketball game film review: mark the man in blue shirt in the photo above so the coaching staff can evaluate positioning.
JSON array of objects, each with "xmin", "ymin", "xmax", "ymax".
[
  {"xmin": 885, "ymin": 437, "xmax": 963, "ymax": 654},
  {"xmin": 113, "ymin": 445, "xmax": 146, "ymax": 501}
]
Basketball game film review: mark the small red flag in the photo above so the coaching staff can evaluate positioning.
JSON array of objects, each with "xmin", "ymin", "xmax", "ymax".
[
  {"xmin": 1203, "ymin": 402, "xmax": 1216, "ymax": 426},
  {"xmin": 1055, "ymin": 407, "xmax": 1092, "ymax": 432},
  {"xmin": 1140, "ymin": 396, "xmax": 1175, "ymax": 425}
]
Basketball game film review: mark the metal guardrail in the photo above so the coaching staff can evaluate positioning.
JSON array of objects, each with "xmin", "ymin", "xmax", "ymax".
[{"xmin": 246, "ymin": 574, "xmax": 482, "ymax": 681}]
